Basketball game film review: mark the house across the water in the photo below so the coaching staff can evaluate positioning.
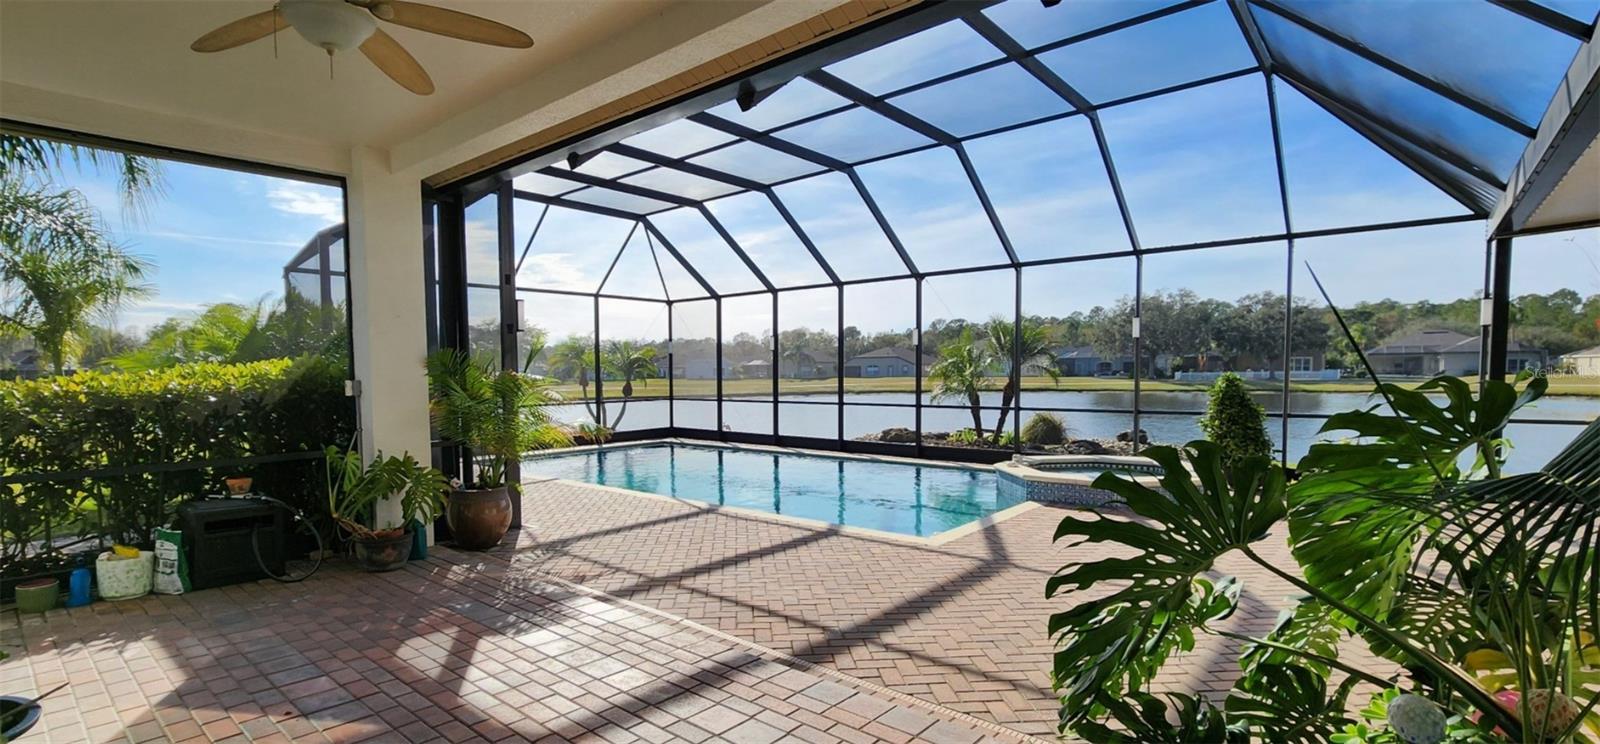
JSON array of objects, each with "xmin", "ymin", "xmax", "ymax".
[{"xmin": 1365, "ymin": 330, "xmax": 1546, "ymax": 376}]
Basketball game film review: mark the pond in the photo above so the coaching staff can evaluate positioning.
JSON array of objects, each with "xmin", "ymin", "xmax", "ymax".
[{"xmin": 549, "ymin": 389, "xmax": 1596, "ymax": 475}]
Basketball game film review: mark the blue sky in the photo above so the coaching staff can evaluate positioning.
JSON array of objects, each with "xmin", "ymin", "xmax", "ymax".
[
  {"xmin": 40, "ymin": 2, "xmax": 1600, "ymax": 347},
  {"xmin": 61, "ymin": 159, "xmax": 343, "ymax": 334},
  {"xmin": 494, "ymin": 2, "xmax": 1599, "ymax": 343}
]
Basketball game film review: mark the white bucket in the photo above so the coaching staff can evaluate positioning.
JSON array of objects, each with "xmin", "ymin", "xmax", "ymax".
[{"xmin": 96, "ymin": 551, "xmax": 155, "ymax": 601}]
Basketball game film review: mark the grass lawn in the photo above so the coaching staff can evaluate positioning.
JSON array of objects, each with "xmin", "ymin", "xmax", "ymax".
[{"xmin": 547, "ymin": 375, "xmax": 1600, "ymax": 400}]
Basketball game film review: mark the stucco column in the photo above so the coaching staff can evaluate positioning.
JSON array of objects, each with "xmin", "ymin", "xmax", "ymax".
[{"xmin": 346, "ymin": 146, "xmax": 432, "ymax": 538}]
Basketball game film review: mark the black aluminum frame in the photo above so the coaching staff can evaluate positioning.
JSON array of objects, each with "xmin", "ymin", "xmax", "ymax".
[{"xmin": 426, "ymin": 0, "xmax": 1598, "ymax": 466}]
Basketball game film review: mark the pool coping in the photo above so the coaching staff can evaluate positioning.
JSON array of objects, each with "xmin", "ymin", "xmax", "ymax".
[
  {"xmin": 994, "ymin": 454, "xmax": 1166, "ymax": 490},
  {"xmin": 522, "ymin": 438, "xmax": 1039, "ymax": 547}
]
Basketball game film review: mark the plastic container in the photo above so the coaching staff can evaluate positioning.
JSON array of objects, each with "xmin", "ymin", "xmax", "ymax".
[
  {"xmin": 66, "ymin": 566, "xmax": 92, "ymax": 607},
  {"xmin": 96, "ymin": 551, "xmax": 154, "ymax": 601},
  {"xmin": 409, "ymin": 519, "xmax": 427, "ymax": 561},
  {"xmin": 14, "ymin": 578, "xmax": 58, "ymax": 613}
]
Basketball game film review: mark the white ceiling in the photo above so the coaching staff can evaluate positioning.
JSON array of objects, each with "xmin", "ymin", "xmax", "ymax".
[{"xmin": 0, "ymin": 0, "xmax": 841, "ymax": 178}]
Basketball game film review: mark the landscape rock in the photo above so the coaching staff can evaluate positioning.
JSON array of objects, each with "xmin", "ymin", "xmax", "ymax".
[
  {"xmin": 1115, "ymin": 428, "xmax": 1150, "ymax": 444},
  {"xmin": 877, "ymin": 427, "xmax": 918, "ymax": 444},
  {"xmin": 1062, "ymin": 439, "xmax": 1114, "ymax": 455}
]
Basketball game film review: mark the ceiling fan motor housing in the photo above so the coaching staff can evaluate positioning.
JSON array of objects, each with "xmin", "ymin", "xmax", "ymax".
[{"xmin": 280, "ymin": 0, "xmax": 376, "ymax": 52}]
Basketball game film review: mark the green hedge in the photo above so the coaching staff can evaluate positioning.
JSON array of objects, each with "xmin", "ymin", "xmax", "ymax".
[{"xmin": 0, "ymin": 356, "xmax": 352, "ymax": 574}]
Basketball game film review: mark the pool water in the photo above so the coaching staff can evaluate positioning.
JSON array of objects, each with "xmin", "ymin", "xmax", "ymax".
[{"xmin": 523, "ymin": 443, "xmax": 1017, "ymax": 537}]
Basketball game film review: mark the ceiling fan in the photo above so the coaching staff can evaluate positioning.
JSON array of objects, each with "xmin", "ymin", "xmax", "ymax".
[{"xmin": 190, "ymin": 0, "xmax": 534, "ymax": 96}]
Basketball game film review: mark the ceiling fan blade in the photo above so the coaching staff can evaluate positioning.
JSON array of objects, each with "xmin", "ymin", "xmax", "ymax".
[
  {"xmin": 191, "ymin": 8, "xmax": 285, "ymax": 52},
  {"xmin": 374, "ymin": 1, "xmax": 533, "ymax": 48},
  {"xmin": 360, "ymin": 29, "xmax": 435, "ymax": 95}
]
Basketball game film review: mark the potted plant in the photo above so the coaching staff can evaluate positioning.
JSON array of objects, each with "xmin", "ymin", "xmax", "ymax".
[
  {"xmin": 426, "ymin": 350, "xmax": 570, "ymax": 550},
  {"xmin": 324, "ymin": 447, "xmax": 446, "ymax": 572}
]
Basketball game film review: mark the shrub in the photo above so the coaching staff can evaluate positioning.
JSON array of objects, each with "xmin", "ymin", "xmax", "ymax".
[
  {"xmin": 0, "ymin": 356, "xmax": 351, "ymax": 573},
  {"xmin": 1198, "ymin": 372, "xmax": 1271, "ymax": 468},
  {"xmin": 946, "ymin": 428, "xmax": 1016, "ymax": 448},
  {"xmin": 1021, "ymin": 413, "xmax": 1067, "ymax": 445}
]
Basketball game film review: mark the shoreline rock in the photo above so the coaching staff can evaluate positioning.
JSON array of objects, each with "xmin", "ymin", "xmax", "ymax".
[{"xmin": 854, "ymin": 428, "xmax": 1154, "ymax": 455}]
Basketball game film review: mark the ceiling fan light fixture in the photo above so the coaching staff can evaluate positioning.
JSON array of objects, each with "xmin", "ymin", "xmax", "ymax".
[{"xmin": 281, "ymin": 0, "xmax": 377, "ymax": 53}]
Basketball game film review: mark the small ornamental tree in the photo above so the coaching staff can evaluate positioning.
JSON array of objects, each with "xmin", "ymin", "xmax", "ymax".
[{"xmin": 1198, "ymin": 372, "xmax": 1271, "ymax": 468}]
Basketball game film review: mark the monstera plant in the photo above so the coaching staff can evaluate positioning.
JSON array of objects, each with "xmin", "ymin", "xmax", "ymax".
[{"xmin": 1048, "ymin": 368, "xmax": 1600, "ymax": 742}]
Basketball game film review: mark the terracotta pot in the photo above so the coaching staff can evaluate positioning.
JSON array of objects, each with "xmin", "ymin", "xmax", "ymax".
[
  {"xmin": 352, "ymin": 530, "xmax": 412, "ymax": 572},
  {"xmin": 224, "ymin": 476, "xmax": 253, "ymax": 495},
  {"xmin": 446, "ymin": 487, "xmax": 511, "ymax": 550}
]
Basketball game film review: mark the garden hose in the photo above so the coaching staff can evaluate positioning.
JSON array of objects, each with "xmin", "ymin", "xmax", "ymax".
[{"xmin": 246, "ymin": 495, "xmax": 324, "ymax": 583}]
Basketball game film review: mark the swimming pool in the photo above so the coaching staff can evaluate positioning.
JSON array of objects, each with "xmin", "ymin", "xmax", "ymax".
[{"xmin": 523, "ymin": 443, "xmax": 1019, "ymax": 538}]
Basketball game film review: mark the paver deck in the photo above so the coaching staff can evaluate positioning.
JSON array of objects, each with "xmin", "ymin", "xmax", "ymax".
[
  {"xmin": 1, "ymin": 544, "xmax": 1011, "ymax": 743},
  {"xmin": 2, "ymin": 472, "xmax": 1380, "ymax": 742},
  {"xmin": 513, "ymin": 478, "xmax": 1327, "ymax": 737}
]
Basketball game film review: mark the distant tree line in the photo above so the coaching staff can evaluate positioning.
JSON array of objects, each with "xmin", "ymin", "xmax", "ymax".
[{"xmin": 475, "ymin": 287, "xmax": 1600, "ymax": 385}]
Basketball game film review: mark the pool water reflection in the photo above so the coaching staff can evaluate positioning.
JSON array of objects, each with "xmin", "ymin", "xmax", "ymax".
[{"xmin": 523, "ymin": 443, "xmax": 1018, "ymax": 537}]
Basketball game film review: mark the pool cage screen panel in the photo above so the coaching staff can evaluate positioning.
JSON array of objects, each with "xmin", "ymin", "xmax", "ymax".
[{"xmin": 425, "ymin": 0, "xmax": 1599, "ymax": 466}]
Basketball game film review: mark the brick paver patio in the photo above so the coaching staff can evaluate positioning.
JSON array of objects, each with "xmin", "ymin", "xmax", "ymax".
[
  {"xmin": 2, "ymin": 470, "xmax": 1374, "ymax": 743},
  {"xmin": 512, "ymin": 478, "xmax": 1322, "ymax": 737},
  {"xmin": 1, "ymin": 544, "xmax": 1013, "ymax": 743}
]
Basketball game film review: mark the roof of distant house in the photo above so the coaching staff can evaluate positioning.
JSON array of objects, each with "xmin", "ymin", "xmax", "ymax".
[
  {"xmin": 845, "ymin": 346, "xmax": 935, "ymax": 366},
  {"xmin": 1367, "ymin": 330, "xmax": 1543, "ymax": 355},
  {"xmin": 786, "ymin": 348, "xmax": 837, "ymax": 363},
  {"xmin": 674, "ymin": 353, "xmax": 728, "ymax": 364},
  {"xmin": 1564, "ymin": 344, "xmax": 1600, "ymax": 358}
]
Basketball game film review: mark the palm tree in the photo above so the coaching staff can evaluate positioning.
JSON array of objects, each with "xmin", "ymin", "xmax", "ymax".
[
  {"xmin": 107, "ymin": 301, "xmax": 266, "ymax": 371},
  {"xmin": 425, "ymin": 349, "xmax": 569, "ymax": 489},
  {"xmin": 928, "ymin": 329, "xmax": 995, "ymax": 435},
  {"xmin": 0, "ymin": 179, "xmax": 150, "ymax": 373},
  {"xmin": 983, "ymin": 316, "xmax": 1060, "ymax": 444},
  {"xmin": 544, "ymin": 335, "xmax": 599, "ymax": 423},
  {"xmin": 1, "ymin": 135, "xmax": 164, "ymax": 374},
  {"xmin": 1, "ymin": 135, "xmax": 164, "ymax": 216},
  {"xmin": 601, "ymin": 341, "xmax": 658, "ymax": 428}
]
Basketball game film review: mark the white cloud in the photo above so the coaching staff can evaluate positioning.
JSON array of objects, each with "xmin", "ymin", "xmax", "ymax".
[
  {"xmin": 128, "ymin": 230, "xmax": 301, "ymax": 249},
  {"xmin": 266, "ymin": 184, "xmax": 344, "ymax": 225},
  {"xmin": 521, "ymin": 253, "xmax": 591, "ymax": 292},
  {"xmin": 107, "ymin": 299, "xmax": 210, "ymax": 335},
  {"xmin": 464, "ymin": 220, "xmax": 503, "ymax": 282}
]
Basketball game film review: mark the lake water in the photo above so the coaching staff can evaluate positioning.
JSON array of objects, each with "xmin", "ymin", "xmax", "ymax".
[{"xmin": 550, "ymin": 389, "xmax": 1596, "ymax": 474}]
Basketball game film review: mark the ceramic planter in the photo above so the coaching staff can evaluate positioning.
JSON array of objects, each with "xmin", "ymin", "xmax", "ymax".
[
  {"xmin": 446, "ymin": 487, "xmax": 511, "ymax": 550},
  {"xmin": 0, "ymin": 696, "xmax": 41, "ymax": 740},
  {"xmin": 95, "ymin": 551, "xmax": 154, "ymax": 601},
  {"xmin": 13, "ymin": 578, "xmax": 58, "ymax": 614},
  {"xmin": 352, "ymin": 530, "xmax": 412, "ymax": 572}
]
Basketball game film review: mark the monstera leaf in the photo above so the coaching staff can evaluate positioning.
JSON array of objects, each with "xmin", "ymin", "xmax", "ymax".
[
  {"xmin": 1290, "ymin": 377, "xmax": 1597, "ymax": 740},
  {"xmin": 1288, "ymin": 375, "xmax": 1546, "ymax": 623},
  {"xmin": 1226, "ymin": 663, "xmax": 1360, "ymax": 743},
  {"xmin": 1241, "ymin": 599, "xmax": 1353, "ymax": 679},
  {"xmin": 1074, "ymin": 692, "xmax": 1242, "ymax": 743},
  {"xmin": 1048, "ymin": 441, "xmax": 1285, "ymax": 727}
]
